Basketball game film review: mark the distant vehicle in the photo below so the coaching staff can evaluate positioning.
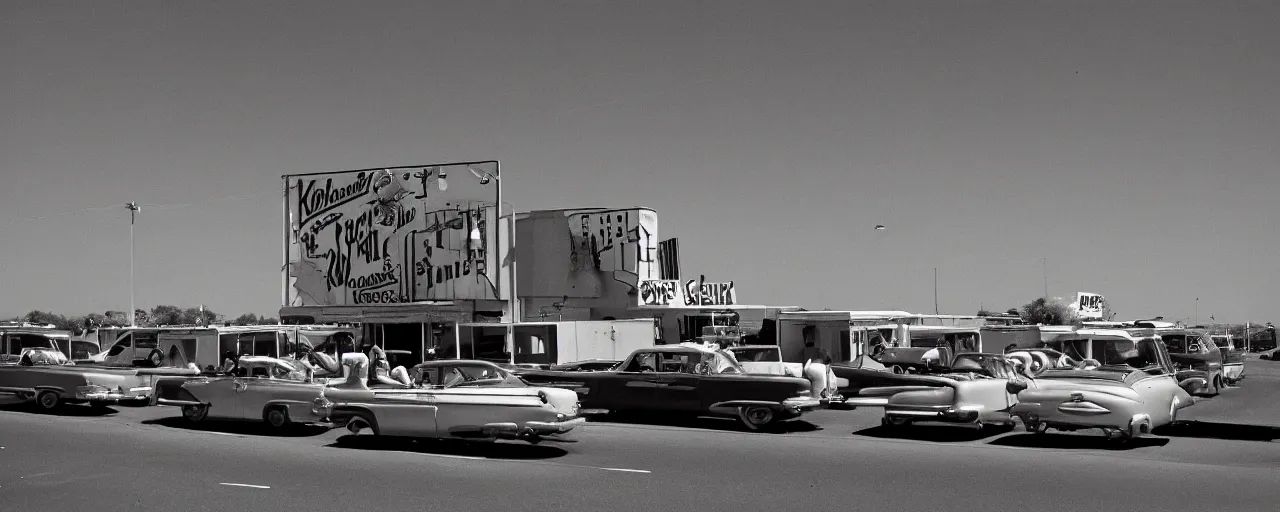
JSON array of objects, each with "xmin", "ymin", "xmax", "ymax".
[
  {"xmin": 1155, "ymin": 329, "xmax": 1225, "ymax": 395},
  {"xmin": 1, "ymin": 328, "xmax": 64, "ymax": 364},
  {"xmin": 1210, "ymin": 335, "xmax": 1246, "ymax": 384},
  {"xmin": 0, "ymin": 348, "xmax": 158, "ymax": 410}
]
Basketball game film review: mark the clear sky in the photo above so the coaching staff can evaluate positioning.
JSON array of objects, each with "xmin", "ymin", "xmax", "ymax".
[{"xmin": 2, "ymin": 1, "xmax": 1276, "ymax": 324}]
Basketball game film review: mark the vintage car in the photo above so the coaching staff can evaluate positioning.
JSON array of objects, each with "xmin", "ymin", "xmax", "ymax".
[
  {"xmin": 321, "ymin": 356, "xmax": 584, "ymax": 444},
  {"xmin": 517, "ymin": 343, "xmax": 822, "ymax": 430},
  {"xmin": 153, "ymin": 355, "xmax": 334, "ymax": 429},
  {"xmin": 548, "ymin": 359, "xmax": 621, "ymax": 372},
  {"xmin": 1009, "ymin": 329, "xmax": 1198, "ymax": 441},
  {"xmin": 843, "ymin": 350, "xmax": 1026, "ymax": 430},
  {"xmin": 1155, "ymin": 329, "xmax": 1224, "ymax": 396},
  {"xmin": 1210, "ymin": 334, "xmax": 1246, "ymax": 385},
  {"xmin": 0, "ymin": 348, "xmax": 157, "ymax": 410}
]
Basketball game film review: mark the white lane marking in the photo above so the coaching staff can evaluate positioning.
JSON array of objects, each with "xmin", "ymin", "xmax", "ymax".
[
  {"xmin": 418, "ymin": 453, "xmax": 484, "ymax": 461},
  {"xmin": 202, "ymin": 431, "xmax": 245, "ymax": 437},
  {"xmin": 219, "ymin": 482, "xmax": 271, "ymax": 489},
  {"xmin": 598, "ymin": 467, "xmax": 650, "ymax": 473}
]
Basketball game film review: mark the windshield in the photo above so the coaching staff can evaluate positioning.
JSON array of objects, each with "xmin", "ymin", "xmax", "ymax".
[
  {"xmin": 729, "ymin": 347, "xmax": 781, "ymax": 362},
  {"xmin": 271, "ymin": 360, "xmax": 310, "ymax": 382},
  {"xmin": 429, "ymin": 364, "xmax": 524, "ymax": 388}
]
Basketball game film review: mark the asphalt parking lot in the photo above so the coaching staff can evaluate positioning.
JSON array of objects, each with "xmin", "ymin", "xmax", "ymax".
[{"xmin": 3, "ymin": 358, "xmax": 1279, "ymax": 511}]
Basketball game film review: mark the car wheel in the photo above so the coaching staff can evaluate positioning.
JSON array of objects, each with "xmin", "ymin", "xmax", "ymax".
[
  {"xmin": 737, "ymin": 406, "xmax": 776, "ymax": 430},
  {"xmin": 182, "ymin": 404, "xmax": 209, "ymax": 423},
  {"xmin": 264, "ymin": 406, "xmax": 291, "ymax": 430},
  {"xmin": 36, "ymin": 391, "xmax": 61, "ymax": 411}
]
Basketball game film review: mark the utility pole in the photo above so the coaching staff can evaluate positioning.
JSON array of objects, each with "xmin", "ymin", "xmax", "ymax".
[
  {"xmin": 933, "ymin": 267, "xmax": 939, "ymax": 315},
  {"xmin": 126, "ymin": 202, "xmax": 141, "ymax": 327}
]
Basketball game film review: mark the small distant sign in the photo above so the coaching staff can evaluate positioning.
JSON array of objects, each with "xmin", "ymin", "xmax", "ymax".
[{"xmin": 1076, "ymin": 292, "xmax": 1107, "ymax": 320}]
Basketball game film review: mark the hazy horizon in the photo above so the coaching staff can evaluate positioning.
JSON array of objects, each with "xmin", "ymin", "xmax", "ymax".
[{"xmin": 2, "ymin": 1, "xmax": 1277, "ymax": 324}]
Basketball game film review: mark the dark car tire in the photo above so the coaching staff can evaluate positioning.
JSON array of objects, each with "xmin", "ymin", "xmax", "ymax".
[
  {"xmin": 35, "ymin": 391, "xmax": 61, "ymax": 411},
  {"xmin": 182, "ymin": 404, "xmax": 209, "ymax": 423},
  {"xmin": 737, "ymin": 406, "xmax": 777, "ymax": 430},
  {"xmin": 263, "ymin": 406, "xmax": 292, "ymax": 430}
]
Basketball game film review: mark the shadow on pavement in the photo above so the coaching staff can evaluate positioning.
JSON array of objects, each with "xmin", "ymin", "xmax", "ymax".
[
  {"xmin": 1154, "ymin": 420, "xmax": 1280, "ymax": 442},
  {"xmin": 141, "ymin": 416, "xmax": 331, "ymax": 438},
  {"xmin": 853, "ymin": 425, "xmax": 1006, "ymax": 443},
  {"xmin": 0, "ymin": 403, "xmax": 119, "ymax": 417},
  {"xmin": 329, "ymin": 435, "xmax": 568, "ymax": 460},
  {"xmin": 593, "ymin": 413, "xmax": 821, "ymax": 434},
  {"xmin": 989, "ymin": 432, "xmax": 1170, "ymax": 450}
]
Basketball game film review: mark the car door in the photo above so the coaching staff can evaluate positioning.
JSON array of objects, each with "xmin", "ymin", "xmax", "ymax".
[
  {"xmin": 651, "ymin": 353, "xmax": 702, "ymax": 412},
  {"xmin": 608, "ymin": 352, "xmax": 662, "ymax": 411},
  {"xmin": 191, "ymin": 377, "xmax": 240, "ymax": 420},
  {"xmin": 234, "ymin": 366, "xmax": 272, "ymax": 419}
]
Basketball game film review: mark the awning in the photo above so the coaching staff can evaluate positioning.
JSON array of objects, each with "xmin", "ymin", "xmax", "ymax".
[{"xmin": 279, "ymin": 302, "xmax": 483, "ymax": 324}]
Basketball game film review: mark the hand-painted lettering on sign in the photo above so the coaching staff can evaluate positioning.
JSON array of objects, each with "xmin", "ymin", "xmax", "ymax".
[
  {"xmin": 567, "ymin": 209, "xmax": 659, "ymax": 285},
  {"xmin": 1076, "ymin": 292, "xmax": 1107, "ymax": 320},
  {"xmin": 285, "ymin": 165, "xmax": 508, "ymax": 307},
  {"xmin": 638, "ymin": 275, "xmax": 737, "ymax": 307},
  {"xmin": 639, "ymin": 280, "xmax": 680, "ymax": 306}
]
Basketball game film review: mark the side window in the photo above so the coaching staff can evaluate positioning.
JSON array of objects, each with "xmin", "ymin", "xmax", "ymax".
[
  {"xmin": 657, "ymin": 352, "xmax": 691, "ymax": 373},
  {"xmin": 106, "ymin": 334, "xmax": 132, "ymax": 356},
  {"xmin": 622, "ymin": 353, "xmax": 656, "ymax": 372},
  {"xmin": 3, "ymin": 335, "xmax": 14, "ymax": 355},
  {"xmin": 135, "ymin": 332, "xmax": 158, "ymax": 350}
]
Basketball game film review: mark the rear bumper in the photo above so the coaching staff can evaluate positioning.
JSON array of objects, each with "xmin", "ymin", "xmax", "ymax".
[
  {"xmin": 77, "ymin": 386, "xmax": 153, "ymax": 402},
  {"xmin": 783, "ymin": 397, "xmax": 823, "ymax": 413},
  {"xmin": 481, "ymin": 417, "xmax": 587, "ymax": 438}
]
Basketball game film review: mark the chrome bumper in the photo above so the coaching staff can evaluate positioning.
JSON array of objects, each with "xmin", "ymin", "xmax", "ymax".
[
  {"xmin": 886, "ymin": 405, "xmax": 981, "ymax": 423},
  {"xmin": 783, "ymin": 397, "xmax": 823, "ymax": 413},
  {"xmin": 76, "ymin": 391, "xmax": 127, "ymax": 401},
  {"xmin": 480, "ymin": 417, "xmax": 587, "ymax": 438},
  {"xmin": 76, "ymin": 386, "xmax": 153, "ymax": 402}
]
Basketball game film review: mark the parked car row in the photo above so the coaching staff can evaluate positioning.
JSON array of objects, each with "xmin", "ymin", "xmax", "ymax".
[{"xmin": 1, "ymin": 324, "xmax": 1254, "ymax": 446}]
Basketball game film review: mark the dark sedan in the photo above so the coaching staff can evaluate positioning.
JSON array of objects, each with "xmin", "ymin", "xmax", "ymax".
[{"xmin": 518, "ymin": 344, "xmax": 820, "ymax": 430}]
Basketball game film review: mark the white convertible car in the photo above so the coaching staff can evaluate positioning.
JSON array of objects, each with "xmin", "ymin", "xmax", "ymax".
[{"xmin": 319, "ymin": 354, "xmax": 584, "ymax": 444}]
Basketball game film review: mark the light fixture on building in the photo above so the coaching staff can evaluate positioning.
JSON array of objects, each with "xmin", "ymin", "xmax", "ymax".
[
  {"xmin": 437, "ymin": 169, "xmax": 448, "ymax": 191},
  {"xmin": 468, "ymin": 165, "xmax": 492, "ymax": 185},
  {"xmin": 875, "ymin": 224, "xmax": 886, "ymax": 231}
]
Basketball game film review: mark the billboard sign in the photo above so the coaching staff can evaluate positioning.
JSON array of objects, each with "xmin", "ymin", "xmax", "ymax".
[
  {"xmin": 1076, "ymin": 292, "xmax": 1107, "ymax": 320},
  {"xmin": 638, "ymin": 275, "xmax": 737, "ymax": 308},
  {"xmin": 284, "ymin": 162, "xmax": 511, "ymax": 307}
]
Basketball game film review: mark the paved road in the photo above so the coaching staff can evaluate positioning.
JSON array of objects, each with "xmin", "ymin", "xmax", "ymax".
[{"xmin": 3, "ymin": 362, "xmax": 1280, "ymax": 512}]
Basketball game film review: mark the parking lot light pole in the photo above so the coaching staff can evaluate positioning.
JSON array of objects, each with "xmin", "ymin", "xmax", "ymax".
[{"xmin": 126, "ymin": 202, "xmax": 141, "ymax": 327}]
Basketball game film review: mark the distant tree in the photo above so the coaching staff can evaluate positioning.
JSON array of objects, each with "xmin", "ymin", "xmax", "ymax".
[
  {"xmin": 1020, "ymin": 298, "xmax": 1078, "ymax": 326},
  {"xmin": 1006, "ymin": 308, "xmax": 1020, "ymax": 316},
  {"xmin": 233, "ymin": 313, "xmax": 261, "ymax": 325},
  {"xmin": 22, "ymin": 310, "xmax": 76, "ymax": 331},
  {"xmin": 261, "ymin": 317, "xmax": 279, "ymax": 325},
  {"xmin": 977, "ymin": 309, "xmax": 995, "ymax": 316}
]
